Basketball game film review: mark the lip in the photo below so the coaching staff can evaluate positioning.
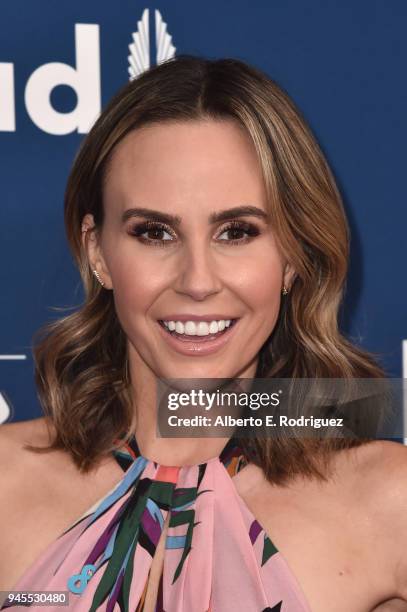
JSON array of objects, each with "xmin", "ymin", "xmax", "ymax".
[
  {"xmin": 156, "ymin": 318, "xmax": 240, "ymax": 356},
  {"xmin": 158, "ymin": 314, "xmax": 237, "ymax": 322}
]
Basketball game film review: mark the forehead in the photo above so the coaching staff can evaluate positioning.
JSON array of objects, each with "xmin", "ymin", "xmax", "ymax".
[{"xmin": 103, "ymin": 119, "xmax": 267, "ymax": 213}]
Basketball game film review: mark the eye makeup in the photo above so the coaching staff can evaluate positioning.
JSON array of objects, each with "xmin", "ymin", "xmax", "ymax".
[{"xmin": 127, "ymin": 220, "xmax": 261, "ymax": 247}]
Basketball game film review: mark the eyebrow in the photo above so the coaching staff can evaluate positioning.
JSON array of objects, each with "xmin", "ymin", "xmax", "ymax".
[{"xmin": 121, "ymin": 205, "xmax": 270, "ymax": 226}]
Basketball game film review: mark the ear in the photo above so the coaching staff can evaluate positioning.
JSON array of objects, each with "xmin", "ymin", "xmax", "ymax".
[
  {"xmin": 81, "ymin": 214, "xmax": 113, "ymax": 290},
  {"xmin": 282, "ymin": 261, "xmax": 296, "ymax": 293}
]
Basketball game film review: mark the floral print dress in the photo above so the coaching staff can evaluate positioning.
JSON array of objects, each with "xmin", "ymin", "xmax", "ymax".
[{"xmin": 1, "ymin": 435, "xmax": 310, "ymax": 611}]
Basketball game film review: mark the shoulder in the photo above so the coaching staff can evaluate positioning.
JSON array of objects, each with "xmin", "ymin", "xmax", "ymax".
[
  {"xmin": 0, "ymin": 419, "xmax": 119, "ymax": 591},
  {"xmin": 338, "ymin": 440, "xmax": 407, "ymax": 510},
  {"xmin": 0, "ymin": 418, "xmax": 54, "ymax": 543},
  {"xmin": 0, "ymin": 416, "xmax": 53, "ymax": 443},
  {"xmin": 0, "ymin": 417, "xmax": 54, "ymax": 486},
  {"xmin": 348, "ymin": 439, "xmax": 407, "ymax": 488},
  {"xmin": 0, "ymin": 417, "xmax": 127, "ymax": 505},
  {"xmin": 345, "ymin": 440, "xmax": 407, "ymax": 599},
  {"xmin": 0, "ymin": 417, "xmax": 122, "ymax": 538},
  {"xmin": 0, "ymin": 417, "xmax": 54, "ymax": 461}
]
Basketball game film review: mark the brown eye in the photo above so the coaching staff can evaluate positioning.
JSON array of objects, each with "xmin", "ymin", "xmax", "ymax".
[
  {"xmin": 145, "ymin": 227, "xmax": 166, "ymax": 240},
  {"xmin": 222, "ymin": 227, "xmax": 246, "ymax": 240},
  {"xmin": 217, "ymin": 221, "xmax": 260, "ymax": 244},
  {"xmin": 128, "ymin": 221, "xmax": 174, "ymax": 246},
  {"xmin": 128, "ymin": 219, "xmax": 261, "ymax": 247}
]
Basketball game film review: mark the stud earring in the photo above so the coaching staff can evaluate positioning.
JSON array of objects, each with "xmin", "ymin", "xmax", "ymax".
[
  {"xmin": 93, "ymin": 269, "xmax": 105, "ymax": 287},
  {"xmin": 282, "ymin": 285, "xmax": 289, "ymax": 295}
]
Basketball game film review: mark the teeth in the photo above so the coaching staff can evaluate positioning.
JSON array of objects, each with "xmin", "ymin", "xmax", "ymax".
[
  {"xmin": 175, "ymin": 321, "xmax": 184, "ymax": 334},
  {"xmin": 162, "ymin": 319, "xmax": 233, "ymax": 336}
]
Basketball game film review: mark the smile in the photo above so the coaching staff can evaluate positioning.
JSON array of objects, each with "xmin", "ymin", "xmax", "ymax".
[
  {"xmin": 159, "ymin": 319, "xmax": 236, "ymax": 337},
  {"xmin": 156, "ymin": 318, "xmax": 240, "ymax": 356}
]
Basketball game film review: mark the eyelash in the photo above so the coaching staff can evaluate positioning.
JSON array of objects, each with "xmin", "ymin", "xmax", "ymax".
[{"xmin": 128, "ymin": 220, "xmax": 261, "ymax": 247}]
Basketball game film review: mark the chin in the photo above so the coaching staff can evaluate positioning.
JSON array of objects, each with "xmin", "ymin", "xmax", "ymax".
[{"xmin": 158, "ymin": 362, "xmax": 237, "ymax": 381}]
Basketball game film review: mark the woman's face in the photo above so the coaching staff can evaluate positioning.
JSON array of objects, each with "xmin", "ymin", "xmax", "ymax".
[{"xmin": 83, "ymin": 119, "xmax": 295, "ymax": 382}]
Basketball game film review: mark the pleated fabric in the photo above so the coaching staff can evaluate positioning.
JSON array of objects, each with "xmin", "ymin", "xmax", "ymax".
[{"xmin": 1, "ymin": 435, "xmax": 310, "ymax": 611}]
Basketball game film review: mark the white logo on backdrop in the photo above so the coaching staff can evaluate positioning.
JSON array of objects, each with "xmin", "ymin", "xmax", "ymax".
[
  {"xmin": 0, "ymin": 393, "xmax": 11, "ymax": 424},
  {"xmin": 128, "ymin": 8, "xmax": 176, "ymax": 80},
  {"xmin": 0, "ymin": 24, "xmax": 101, "ymax": 135},
  {"xmin": 0, "ymin": 9, "xmax": 176, "ymax": 134}
]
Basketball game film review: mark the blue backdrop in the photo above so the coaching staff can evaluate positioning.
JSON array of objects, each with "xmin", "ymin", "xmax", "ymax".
[{"xmin": 1, "ymin": 0, "xmax": 406, "ymax": 424}]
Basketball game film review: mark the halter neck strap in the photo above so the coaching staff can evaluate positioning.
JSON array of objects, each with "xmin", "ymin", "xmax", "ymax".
[{"xmin": 112, "ymin": 433, "xmax": 247, "ymax": 473}]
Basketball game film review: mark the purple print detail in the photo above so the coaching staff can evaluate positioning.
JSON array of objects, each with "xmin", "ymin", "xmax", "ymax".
[
  {"xmin": 249, "ymin": 519, "xmax": 262, "ymax": 544},
  {"xmin": 141, "ymin": 507, "xmax": 163, "ymax": 546},
  {"xmin": 106, "ymin": 568, "xmax": 125, "ymax": 612}
]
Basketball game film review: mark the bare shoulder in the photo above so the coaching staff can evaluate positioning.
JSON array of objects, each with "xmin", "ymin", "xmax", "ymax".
[
  {"xmin": 343, "ymin": 439, "xmax": 407, "ymax": 489},
  {"xmin": 0, "ymin": 417, "xmax": 57, "ymax": 515},
  {"xmin": 0, "ymin": 416, "xmax": 121, "ymax": 490},
  {"xmin": 0, "ymin": 417, "xmax": 54, "ymax": 472},
  {"xmin": 359, "ymin": 439, "xmax": 407, "ymax": 517},
  {"xmin": 236, "ymin": 440, "xmax": 407, "ymax": 522},
  {"xmin": 0, "ymin": 420, "xmax": 54, "ymax": 594},
  {"xmin": 0, "ymin": 416, "xmax": 128, "ymax": 525},
  {"xmin": 343, "ymin": 441, "xmax": 407, "ymax": 599},
  {"xmin": 0, "ymin": 419, "xmax": 123, "ymax": 591},
  {"xmin": 329, "ymin": 439, "xmax": 407, "ymax": 512},
  {"xmin": 0, "ymin": 416, "xmax": 53, "ymax": 444}
]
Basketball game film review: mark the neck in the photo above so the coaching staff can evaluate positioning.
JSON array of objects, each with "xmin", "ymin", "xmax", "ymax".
[{"xmin": 129, "ymin": 369, "xmax": 232, "ymax": 466}]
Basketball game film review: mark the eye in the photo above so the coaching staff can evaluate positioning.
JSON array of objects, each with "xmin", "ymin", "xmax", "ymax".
[
  {"xmin": 128, "ymin": 221, "xmax": 175, "ymax": 247},
  {"xmin": 128, "ymin": 219, "xmax": 261, "ymax": 247},
  {"xmin": 216, "ymin": 221, "xmax": 260, "ymax": 244}
]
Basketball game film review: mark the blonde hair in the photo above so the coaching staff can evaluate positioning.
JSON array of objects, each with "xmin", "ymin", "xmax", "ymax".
[{"xmin": 30, "ymin": 55, "xmax": 385, "ymax": 482}]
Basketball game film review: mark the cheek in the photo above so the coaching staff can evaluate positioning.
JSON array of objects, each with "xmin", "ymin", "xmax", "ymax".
[
  {"xmin": 104, "ymin": 245, "xmax": 162, "ymax": 332},
  {"xmin": 232, "ymin": 248, "xmax": 284, "ymax": 316}
]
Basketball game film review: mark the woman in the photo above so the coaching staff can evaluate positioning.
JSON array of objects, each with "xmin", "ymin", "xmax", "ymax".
[{"xmin": 0, "ymin": 55, "xmax": 406, "ymax": 611}]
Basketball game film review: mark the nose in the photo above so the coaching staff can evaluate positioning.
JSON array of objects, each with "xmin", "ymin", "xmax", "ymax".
[{"xmin": 173, "ymin": 242, "xmax": 223, "ymax": 301}]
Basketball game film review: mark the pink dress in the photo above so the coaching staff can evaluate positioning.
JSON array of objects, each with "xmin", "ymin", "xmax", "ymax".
[{"xmin": 1, "ymin": 435, "xmax": 311, "ymax": 611}]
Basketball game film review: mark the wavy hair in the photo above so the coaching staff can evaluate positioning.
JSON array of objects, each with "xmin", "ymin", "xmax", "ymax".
[{"xmin": 29, "ymin": 55, "xmax": 385, "ymax": 483}]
